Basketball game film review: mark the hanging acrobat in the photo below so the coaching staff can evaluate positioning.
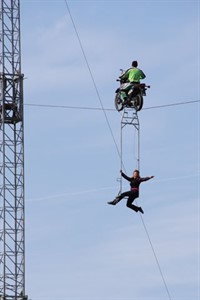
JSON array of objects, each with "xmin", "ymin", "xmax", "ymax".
[{"xmin": 108, "ymin": 170, "xmax": 154, "ymax": 214}]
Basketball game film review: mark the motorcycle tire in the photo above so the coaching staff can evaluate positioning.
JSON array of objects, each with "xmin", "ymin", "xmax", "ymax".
[
  {"xmin": 132, "ymin": 94, "xmax": 143, "ymax": 111},
  {"xmin": 114, "ymin": 92, "xmax": 124, "ymax": 111}
]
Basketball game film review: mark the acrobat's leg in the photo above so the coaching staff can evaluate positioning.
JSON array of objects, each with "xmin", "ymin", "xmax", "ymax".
[
  {"xmin": 107, "ymin": 191, "xmax": 130, "ymax": 205},
  {"xmin": 126, "ymin": 196, "xmax": 144, "ymax": 213}
]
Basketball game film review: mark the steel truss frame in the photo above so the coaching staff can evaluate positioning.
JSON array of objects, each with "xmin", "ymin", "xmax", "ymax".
[
  {"xmin": 0, "ymin": 1, "xmax": 27, "ymax": 299},
  {"xmin": 119, "ymin": 108, "xmax": 140, "ymax": 194}
]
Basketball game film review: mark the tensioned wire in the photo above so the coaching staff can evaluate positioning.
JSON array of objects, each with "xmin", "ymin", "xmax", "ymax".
[
  {"xmin": 24, "ymin": 99, "xmax": 200, "ymax": 111},
  {"xmin": 26, "ymin": 173, "xmax": 199, "ymax": 202},
  {"xmin": 63, "ymin": 0, "xmax": 121, "ymax": 159},
  {"xmin": 64, "ymin": 1, "xmax": 172, "ymax": 299}
]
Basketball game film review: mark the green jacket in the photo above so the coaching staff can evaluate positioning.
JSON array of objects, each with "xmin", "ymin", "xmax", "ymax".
[{"xmin": 121, "ymin": 67, "xmax": 146, "ymax": 83}]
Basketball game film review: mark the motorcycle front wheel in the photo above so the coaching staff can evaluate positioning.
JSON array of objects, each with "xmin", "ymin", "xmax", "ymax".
[{"xmin": 114, "ymin": 92, "xmax": 124, "ymax": 111}]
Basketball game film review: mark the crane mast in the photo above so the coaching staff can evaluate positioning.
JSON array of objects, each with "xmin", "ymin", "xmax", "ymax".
[{"xmin": 0, "ymin": 1, "xmax": 27, "ymax": 299}]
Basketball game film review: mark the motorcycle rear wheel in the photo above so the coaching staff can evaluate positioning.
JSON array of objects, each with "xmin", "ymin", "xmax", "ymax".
[
  {"xmin": 131, "ymin": 94, "xmax": 143, "ymax": 111},
  {"xmin": 115, "ymin": 92, "xmax": 124, "ymax": 111}
]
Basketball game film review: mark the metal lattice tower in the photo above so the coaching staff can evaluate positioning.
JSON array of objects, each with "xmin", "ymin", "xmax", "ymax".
[
  {"xmin": 119, "ymin": 107, "xmax": 140, "ymax": 193},
  {"xmin": 0, "ymin": 1, "xmax": 27, "ymax": 299}
]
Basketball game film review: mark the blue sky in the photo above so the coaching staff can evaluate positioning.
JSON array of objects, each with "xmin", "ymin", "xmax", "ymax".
[{"xmin": 20, "ymin": 1, "xmax": 199, "ymax": 299}]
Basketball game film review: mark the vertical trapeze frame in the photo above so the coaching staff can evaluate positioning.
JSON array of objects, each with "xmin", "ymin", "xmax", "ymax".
[
  {"xmin": 119, "ymin": 108, "xmax": 140, "ymax": 194},
  {"xmin": 0, "ymin": 1, "xmax": 27, "ymax": 299}
]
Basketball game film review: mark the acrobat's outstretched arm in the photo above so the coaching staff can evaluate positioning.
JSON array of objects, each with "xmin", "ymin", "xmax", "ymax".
[{"xmin": 120, "ymin": 170, "xmax": 131, "ymax": 182}]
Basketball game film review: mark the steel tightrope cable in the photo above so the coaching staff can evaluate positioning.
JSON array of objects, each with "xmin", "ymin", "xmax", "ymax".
[{"xmin": 24, "ymin": 99, "xmax": 200, "ymax": 111}]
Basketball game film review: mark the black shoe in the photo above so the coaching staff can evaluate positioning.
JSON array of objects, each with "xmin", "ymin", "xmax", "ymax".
[
  {"xmin": 138, "ymin": 207, "xmax": 144, "ymax": 214},
  {"xmin": 107, "ymin": 196, "xmax": 120, "ymax": 205},
  {"xmin": 107, "ymin": 201, "xmax": 116, "ymax": 205}
]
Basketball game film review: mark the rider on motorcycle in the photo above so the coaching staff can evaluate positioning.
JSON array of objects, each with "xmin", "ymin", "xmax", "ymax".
[
  {"xmin": 119, "ymin": 61, "xmax": 146, "ymax": 100},
  {"xmin": 120, "ymin": 60, "xmax": 146, "ymax": 84},
  {"xmin": 115, "ymin": 61, "xmax": 149, "ymax": 112}
]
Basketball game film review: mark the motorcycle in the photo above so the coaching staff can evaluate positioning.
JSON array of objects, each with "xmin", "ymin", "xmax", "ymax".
[{"xmin": 114, "ymin": 69, "xmax": 150, "ymax": 112}]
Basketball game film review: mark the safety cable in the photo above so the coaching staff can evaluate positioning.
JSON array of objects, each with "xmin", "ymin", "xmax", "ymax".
[
  {"xmin": 64, "ymin": 0, "xmax": 121, "ymax": 161},
  {"xmin": 139, "ymin": 214, "xmax": 172, "ymax": 299},
  {"xmin": 26, "ymin": 173, "xmax": 199, "ymax": 203},
  {"xmin": 24, "ymin": 99, "xmax": 200, "ymax": 111}
]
